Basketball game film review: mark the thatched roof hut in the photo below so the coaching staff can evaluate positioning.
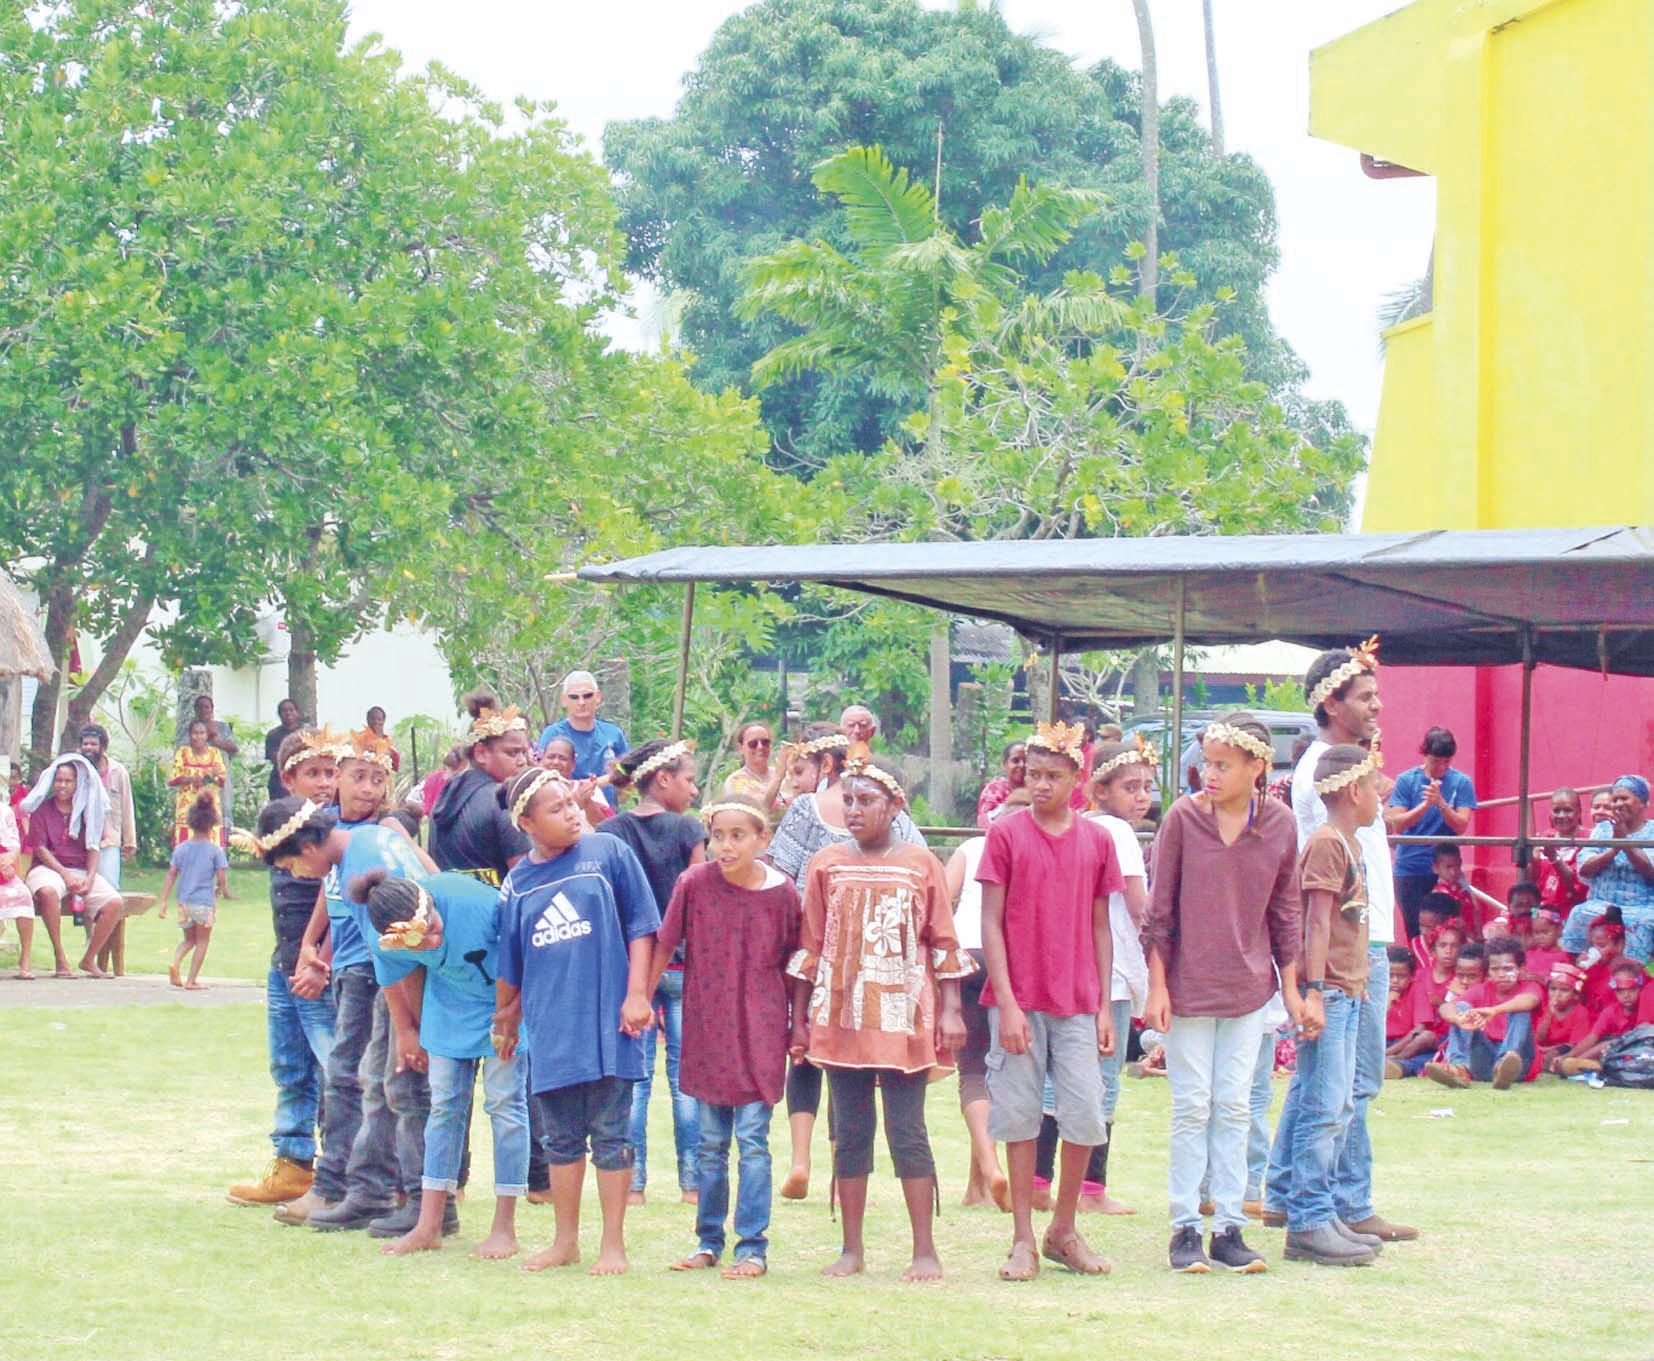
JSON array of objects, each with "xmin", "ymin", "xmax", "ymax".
[{"xmin": 0, "ymin": 572, "xmax": 54, "ymax": 681}]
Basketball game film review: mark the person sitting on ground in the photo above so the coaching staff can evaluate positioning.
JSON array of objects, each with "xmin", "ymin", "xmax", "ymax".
[
  {"xmin": 20, "ymin": 755, "xmax": 124, "ymax": 978},
  {"xmin": 975, "ymin": 739, "xmax": 1030, "ymax": 828},
  {"xmin": 535, "ymin": 670, "xmax": 629, "ymax": 808},
  {"xmin": 1535, "ymin": 962, "xmax": 1594, "ymax": 1075},
  {"xmin": 1557, "ymin": 959, "xmax": 1647, "ymax": 1076},
  {"xmin": 1410, "ymin": 891, "xmax": 1465, "ymax": 971},
  {"xmin": 1523, "ymin": 907, "xmax": 1572, "ymax": 984},
  {"xmin": 1533, "ymin": 788, "xmax": 1590, "ymax": 914},
  {"xmin": 1405, "ymin": 923, "xmax": 1467, "ymax": 1063},
  {"xmin": 1566, "ymin": 774, "xmax": 1654, "ymax": 964},
  {"xmin": 1386, "ymin": 727, "xmax": 1477, "ymax": 938},
  {"xmin": 1383, "ymin": 948, "xmax": 1437, "ymax": 1078},
  {"xmin": 159, "ymin": 791, "xmax": 229, "ymax": 990},
  {"xmin": 1580, "ymin": 910, "xmax": 1629, "ymax": 1011},
  {"xmin": 1425, "ymin": 936, "xmax": 1541, "ymax": 1090}
]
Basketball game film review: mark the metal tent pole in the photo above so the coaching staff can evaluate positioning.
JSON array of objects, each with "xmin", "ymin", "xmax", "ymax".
[
  {"xmin": 1048, "ymin": 633, "xmax": 1062, "ymax": 722},
  {"xmin": 671, "ymin": 582, "xmax": 696, "ymax": 740},
  {"xmin": 1167, "ymin": 579, "xmax": 1187, "ymax": 808},
  {"xmin": 1515, "ymin": 627, "xmax": 1535, "ymax": 868}
]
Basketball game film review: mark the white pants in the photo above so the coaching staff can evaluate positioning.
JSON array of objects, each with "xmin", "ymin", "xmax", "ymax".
[{"xmin": 1164, "ymin": 1004, "xmax": 1270, "ymax": 1232}]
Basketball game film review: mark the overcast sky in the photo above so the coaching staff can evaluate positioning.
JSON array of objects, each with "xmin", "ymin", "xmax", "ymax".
[{"xmin": 344, "ymin": 0, "xmax": 1435, "ymax": 435}]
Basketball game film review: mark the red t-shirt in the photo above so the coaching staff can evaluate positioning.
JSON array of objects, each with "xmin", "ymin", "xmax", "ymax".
[
  {"xmin": 1462, "ymin": 979, "xmax": 1543, "ymax": 1043},
  {"xmin": 1385, "ymin": 990, "xmax": 1415, "ymax": 1042},
  {"xmin": 1587, "ymin": 996, "xmax": 1638, "ymax": 1045},
  {"xmin": 1638, "ymin": 982, "xmax": 1654, "ymax": 1027},
  {"xmin": 977, "ymin": 810, "xmax": 1121, "ymax": 1017},
  {"xmin": 1533, "ymin": 845, "xmax": 1589, "ymax": 911},
  {"xmin": 1536, "ymin": 1000, "xmax": 1593, "ymax": 1050},
  {"xmin": 1410, "ymin": 969, "xmax": 1454, "ymax": 1036},
  {"xmin": 1522, "ymin": 947, "xmax": 1572, "ymax": 986},
  {"xmin": 25, "ymin": 801, "xmax": 90, "ymax": 871},
  {"xmin": 1583, "ymin": 957, "xmax": 1623, "ymax": 1013}
]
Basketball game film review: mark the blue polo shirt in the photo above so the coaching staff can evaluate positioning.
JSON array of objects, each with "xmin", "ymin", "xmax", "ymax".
[
  {"xmin": 497, "ymin": 833, "xmax": 658, "ymax": 1094},
  {"xmin": 534, "ymin": 717, "xmax": 629, "ymax": 807},
  {"xmin": 1388, "ymin": 765, "xmax": 1478, "ymax": 876}
]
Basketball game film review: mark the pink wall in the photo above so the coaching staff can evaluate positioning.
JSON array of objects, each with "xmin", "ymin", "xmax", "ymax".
[{"xmin": 1379, "ymin": 665, "xmax": 1654, "ymax": 901}]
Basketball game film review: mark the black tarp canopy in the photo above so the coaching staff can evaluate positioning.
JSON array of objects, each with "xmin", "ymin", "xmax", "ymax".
[{"xmin": 579, "ymin": 525, "xmax": 1654, "ymax": 675}]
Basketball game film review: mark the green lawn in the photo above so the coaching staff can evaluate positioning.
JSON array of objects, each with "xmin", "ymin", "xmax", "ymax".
[{"xmin": 2, "ymin": 997, "xmax": 1649, "ymax": 1361}]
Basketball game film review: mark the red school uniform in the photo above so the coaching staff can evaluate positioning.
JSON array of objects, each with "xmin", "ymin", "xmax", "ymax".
[
  {"xmin": 1410, "ymin": 968, "xmax": 1454, "ymax": 1038},
  {"xmin": 1386, "ymin": 988, "xmax": 1416, "ymax": 1043},
  {"xmin": 1585, "ymin": 995, "xmax": 1639, "ymax": 1046},
  {"xmin": 1535, "ymin": 1000, "xmax": 1593, "ymax": 1052},
  {"xmin": 1638, "ymin": 980, "xmax": 1654, "ymax": 1026},
  {"xmin": 1523, "ymin": 947, "xmax": 1573, "ymax": 986},
  {"xmin": 1435, "ymin": 878, "xmax": 1477, "ymax": 930},
  {"xmin": 1461, "ymin": 979, "xmax": 1544, "ymax": 1044},
  {"xmin": 1533, "ymin": 846, "xmax": 1589, "ymax": 912},
  {"xmin": 977, "ymin": 810, "xmax": 1121, "ymax": 1017},
  {"xmin": 1583, "ymin": 957, "xmax": 1624, "ymax": 1013}
]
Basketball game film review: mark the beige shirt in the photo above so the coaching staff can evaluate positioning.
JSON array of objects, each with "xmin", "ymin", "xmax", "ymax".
[{"xmin": 100, "ymin": 758, "xmax": 137, "ymax": 852}]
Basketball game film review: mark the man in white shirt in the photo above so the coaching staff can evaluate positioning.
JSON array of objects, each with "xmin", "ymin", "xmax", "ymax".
[{"xmin": 1265, "ymin": 644, "xmax": 1418, "ymax": 1244}]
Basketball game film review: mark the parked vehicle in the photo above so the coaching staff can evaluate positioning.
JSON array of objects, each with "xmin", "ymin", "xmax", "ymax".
[{"xmin": 1123, "ymin": 709, "xmax": 1318, "ymax": 796}]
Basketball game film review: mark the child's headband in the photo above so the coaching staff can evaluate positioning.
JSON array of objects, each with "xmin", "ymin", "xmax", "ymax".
[
  {"xmin": 470, "ymin": 705, "xmax": 528, "ymax": 743},
  {"xmin": 230, "ymin": 800, "xmax": 323, "ymax": 856},
  {"xmin": 511, "ymin": 768, "xmax": 570, "ymax": 821},
  {"xmin": 1314, "ymin": 734, "xmax": 1385, "ymax": 796},
  {"xmin": 1026, "ymin": 720, "xmax": 1086, "ymax": 766},
  {"xmin": 1092, "ymin": 732, "xmax": 1158, "ymax": 782},
  {"xmin": 1202, "ymin": 721, "xmax": 1273, "ymax": 764},
  {"xmin": 699, "ymin": 800, "xmax": 767, "ymax": 828},
  {"xmin": 631, "ymin": 738, "xmax": 696, "ymax": 784},
  {"xmin": 1308, "ymin": 635, "xmax": 1381, "ymax": 709},
  {"xmin": 282, "ymin": 727, "xmax": 346, "ymax": 773},
  {"xmin": 378, "ymin": 885, "xmax": 435, "ymax": 953},
  {"xmin": 797, "ymin": 732, "xmax": 849, "ymax": 757},
  {"xmin": 1549, "ymin": 961, "xmax": 1586, "ymax": 992},
  {"xmin": 341, "ymin": 728, "xmax": 395, "ymax": 771},
  {"xmin": 842, "ymin": 742, "xmax": 906, "ymax": 801}
]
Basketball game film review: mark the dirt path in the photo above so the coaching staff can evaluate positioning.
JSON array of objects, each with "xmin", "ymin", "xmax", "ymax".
[{"xmin": 0, "ymin": 972, "xmax": 264, "ymax": 1008}]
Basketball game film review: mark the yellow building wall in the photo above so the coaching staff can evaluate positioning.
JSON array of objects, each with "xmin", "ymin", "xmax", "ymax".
[{"xmin": 1312, "ymin": 0, "xmax": 1654, "ymax": 532}]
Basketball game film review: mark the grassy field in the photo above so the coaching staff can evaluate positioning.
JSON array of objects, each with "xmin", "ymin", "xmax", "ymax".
[{"xmin": 2, "ymin": 982, "xmax": 1650, "ymax": 1361}]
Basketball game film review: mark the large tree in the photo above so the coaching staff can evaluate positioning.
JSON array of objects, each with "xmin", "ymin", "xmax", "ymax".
[
  {"xmin": 605, "ymin": 0, "xmax": 1302, "ymax": 474},
  {"xmin": 0, "ymin": 0, "xmax": 622, "ymax": 757}
]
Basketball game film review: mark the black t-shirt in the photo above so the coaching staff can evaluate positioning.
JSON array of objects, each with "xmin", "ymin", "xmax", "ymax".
[
  {"xmin": 597, "ymin": 810, "xmax": 706, "ymax": 964},
  {"xmin": 270, "ymin": 867, "xmax": 321, "ymax": 975},
  {"xmin": 428, "ymin": 767, "xmax": 529, "ymax": 886},
  {"xmin": 264, "ymin": 725, "xmax": 292, "ymax": 802}
]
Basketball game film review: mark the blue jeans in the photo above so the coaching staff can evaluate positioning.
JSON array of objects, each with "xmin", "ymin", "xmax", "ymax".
[
  {"xmin": 1277, "ymin": 989, "xmax": 1361, "ymax": 1232},
  {"xmin": 1445, "ymin": 1009, "xmax": 1536, "ymax": 1081},
  {"xmin": 694, "ymin": 1100, "xmax": 773, "ymax": 1263},
  {"xmin": 1331, "ymin": 944, "xmax": 1387, "ymax": 1223},
  {"xmin": 630, "ymin": 969, "xmax": 700, "ymax": 1192},
  {"xmin": 321, "ymin": 965, "xmax": 377, "ymax": 1202},
  {"xmin": 266, "ymin": 966, "xmax": 336, "ymax": 1170},
  {"xmin": 1097, "ymin": 997, "xmax": 1133, "ymax": 1123},
  {"xmin": 1165, "ymin": 1005, "xmax": 1268, "ymax": 1232},
  {"xmin": 425, "ymin": 1054, "xmax": 529, "ymax": 1196}
]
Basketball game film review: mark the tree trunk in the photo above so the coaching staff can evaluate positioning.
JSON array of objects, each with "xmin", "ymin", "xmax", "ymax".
[
  {"xmin": 287, "ymin": 617, "xmax": 319, "ymax": 726},
  {"xmin": 28, "ymin": 568, "xmax": 77, "ymax": 765},
  {"xmin": 1131, "ymin": 650, "xmax": 1161, "ymax": 717},
  {"xmin": 61, "ymin": 586, "xmax": 157, "ymax": 751},
  {"xmin": 1201, "ymin": 0, "xmax": 1225, "ymax": 155},
  {"xmin": 1131, "ymin": 0, "xmax": 1160, "ymax": 304}
]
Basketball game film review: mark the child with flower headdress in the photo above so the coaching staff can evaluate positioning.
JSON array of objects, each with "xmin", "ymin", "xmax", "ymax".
[
  {"xmin": 789, "ymin": 750, "xmax": 972, "ymax": 1282},
  {"xmin": 597, "ymin": 736, "xmax": 709, "ymax": 1207},
  {"xmin": 979, "ymin": 720, "xmax": 1121, "ymax": 1282},
  {"xmin": 1144, "ymin": 713, "xmax": 1301, "ymax": 1274}
]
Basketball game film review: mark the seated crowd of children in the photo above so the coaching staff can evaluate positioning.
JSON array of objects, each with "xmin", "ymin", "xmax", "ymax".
[
  {"xmin": 213, "ymin": 664, "xmax": 1647, "ymax": 1288},
  {"xmin": 1385, "ymin": 874, "xmax": 1653, "ymax": 1089}
]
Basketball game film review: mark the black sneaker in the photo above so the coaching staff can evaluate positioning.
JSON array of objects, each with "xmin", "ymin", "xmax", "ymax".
[
  {"xmin": 1169, "ymin": 1225, "xmax": 1211, "ymax": 1273},
  {"xmin": 1208, "ymin": 1225, "xmax": 1268, "ymax": 1273}
]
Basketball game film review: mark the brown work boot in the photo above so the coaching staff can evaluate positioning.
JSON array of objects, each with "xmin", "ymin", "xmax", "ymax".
[
  {"xmin": 273, "ymin": 1187, "xmax": 337, "ymax": 1226},
  {"xmin": 227, "ymin": 1157, "xmax": 313, "ymax": 1206}
]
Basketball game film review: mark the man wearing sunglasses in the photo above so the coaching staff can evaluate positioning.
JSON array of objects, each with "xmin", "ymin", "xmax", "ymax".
[{"xmin": 535, "ymin": 670, "xmax": 630, "ymax": 808}]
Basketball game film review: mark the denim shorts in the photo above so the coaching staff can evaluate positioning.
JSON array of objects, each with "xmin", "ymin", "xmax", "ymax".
[{"xmin": 536, "ymin": 1076, "xmax": 635, "ymax": 1172}]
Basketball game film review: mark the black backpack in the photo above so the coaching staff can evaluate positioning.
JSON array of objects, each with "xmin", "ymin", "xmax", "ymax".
[{"xmin": 1600, "ymin": 1023, "xmax": 1654, "ymax": 1089}]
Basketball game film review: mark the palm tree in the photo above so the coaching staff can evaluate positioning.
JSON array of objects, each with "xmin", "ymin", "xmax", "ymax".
[
  {"xmin": 1202, "ymin": 0, "xmax": 1225, "ymax": 155},
  {"xmin": 1130, "ymin": 0, "xmax": 1159, "ymax": 305}
]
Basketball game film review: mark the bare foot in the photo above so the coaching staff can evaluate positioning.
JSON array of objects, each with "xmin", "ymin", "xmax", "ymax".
[
  {"xmin": 679, "ymin": 1188, "xmax": 698, "ymax": 1205},
  {"xmin": 588, "ymin": 1246, "xmax": 629, "ymax": 1276},
  {"xmin": 186, "ymin": 981, "xmax": 209, "ymax": 991},
  {"xmin": 779, "ymin": 1168, "xmax": 809, "ymax": 1200},
  {"xmin": 626, "ymin": 1189, "xmax": 645, "ymax": 1208},
  {"xmin": 382, "ymin": 1225, "xmax": 444, "ymax": 1256},
  {"xmin": 721, "ymin": 1258, "xmax": 766, "ymax": 1279},
  {"xmin": 668, "ymin": 1250, "xmax": 718, "ymax": 1272},
  {"xmin": 1031, "ymin": 1184, "xmax": 1052, "ymax": 1213},
  {"xmin": 902, "ymin": 1251, "xmax": 943, "ymax": 1283},
  {"xmin": 79, "ymin": 959, "xmax": 110, "ymax": 979},
  {"xmin": 524, "ymin": 1189, "xmax": 555, "ymax": 1205},
  {"xmin": 821, "ymin": 1249, "xmax": 865, "ymax": 1278},
  {"xmin": 472, "ymin": 1230, "xmax": 520, "ymax": 1261},
  {"xmin": 16, "ymin": 970, "xmax": 35, "ymax": 981},
  {"xmin": 53, "ymin": 965, "xmax": 74, "ymax": 980},
  {"xmin": 989, "ymin": 1172, "xmax": 1012, "ymax": 1213},
  {"xmin": 960, "ymin": 1184, "xmax": 993, "ymax": 1209},
  {"xmin": 1099, "ymin": 1193, "xmax": 1137, "ymax": 1215},
  {"xmin": 168, "ymin": 964, "xmax": 182, "ymax": 988},
  {"xmin": 1077, "ymin": 1190, "xmax": 1106, "ymax": 1214},
  {"xmin": 523, "ymin": 1239, "xmax": 581, "ymax": 1272}
]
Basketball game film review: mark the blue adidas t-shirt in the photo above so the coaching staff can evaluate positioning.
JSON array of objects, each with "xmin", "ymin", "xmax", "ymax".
[
  {"xmin": 326, "ymin": 820, "xmax": 428, "ymax": 971},
  {"xmin": 497, "ymin": 833, "xmax": 659, "ymax": 1094},
  {"xmin": 364, "ymin": 873, "xmax": 506, "ymax": 1061}
]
